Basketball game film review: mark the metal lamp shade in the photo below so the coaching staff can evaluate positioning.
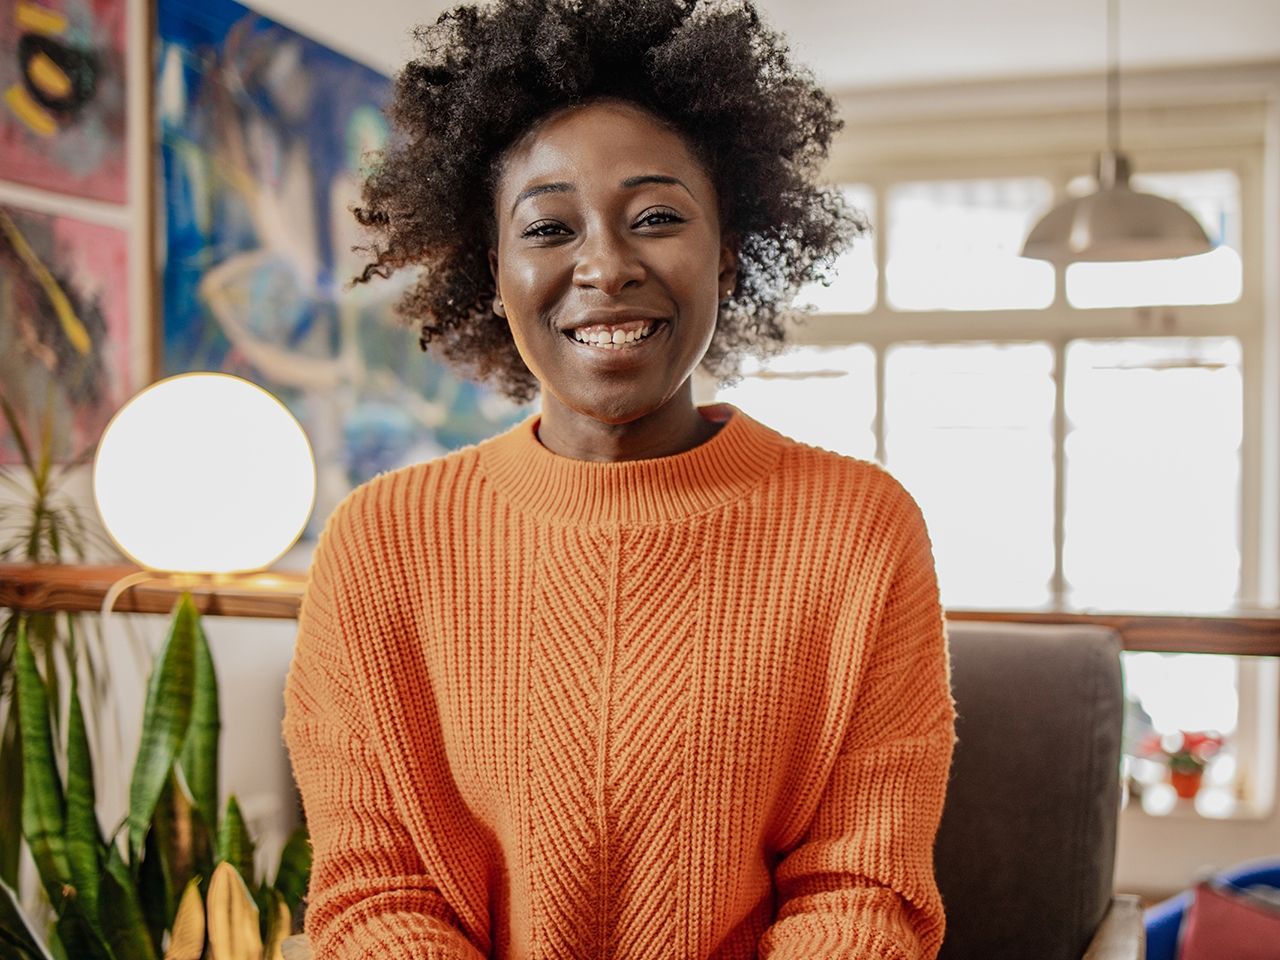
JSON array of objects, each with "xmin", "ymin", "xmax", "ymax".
[{"xmin": 1022, "ymin": 152, "xmax": 1213, "ymax": 265}]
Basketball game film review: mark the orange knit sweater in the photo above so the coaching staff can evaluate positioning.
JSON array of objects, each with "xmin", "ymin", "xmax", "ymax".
[{"xmin": 282, "ymin": 404, "xmax": 956, "ymax": 960}]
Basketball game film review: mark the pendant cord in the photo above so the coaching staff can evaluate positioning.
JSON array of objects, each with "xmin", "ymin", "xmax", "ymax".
[{"xmin": 1107, "ymin": 0, "xmax": 1120, "ymax": 154}]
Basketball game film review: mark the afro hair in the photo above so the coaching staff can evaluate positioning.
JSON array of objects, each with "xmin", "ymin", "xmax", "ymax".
[{"xmin": 353, "ymin": 0, "xmax": 861, "ymax": 402}]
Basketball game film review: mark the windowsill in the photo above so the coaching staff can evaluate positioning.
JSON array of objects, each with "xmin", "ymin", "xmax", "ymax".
[{"xmin": 1121, "ymin": 789, "xmax": 1274, "ymax": 823}]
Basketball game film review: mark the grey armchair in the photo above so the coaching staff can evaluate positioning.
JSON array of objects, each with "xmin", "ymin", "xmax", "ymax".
[{"xmin": 936, "ymin": 620, "xmax": 1143, "ymax": 960}]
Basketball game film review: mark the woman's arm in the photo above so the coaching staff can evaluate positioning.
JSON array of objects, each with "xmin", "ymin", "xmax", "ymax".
[
  {"xmin": 283, "ymin": 501, "xmax": 488, "ymax": 960},
  {"xmin": 759, "ymin": 487, "xmax": 957, "ymax": 959}
]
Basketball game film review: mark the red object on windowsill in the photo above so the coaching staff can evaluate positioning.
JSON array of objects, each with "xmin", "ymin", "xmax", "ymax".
[{"xmin": 1170, "ymin": 767, "xmax": 1203, "ymax": 799}]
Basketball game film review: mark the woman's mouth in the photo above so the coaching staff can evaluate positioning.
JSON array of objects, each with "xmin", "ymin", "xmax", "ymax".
[{"xmin": 566, "ymin": 318, "xmax": 660, "ymax": 349}]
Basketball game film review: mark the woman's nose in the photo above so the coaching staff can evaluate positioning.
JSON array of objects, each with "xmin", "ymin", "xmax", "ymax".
[{"xmin": 572, "ymin": 228, "xmax": 645, "ymax": 295}]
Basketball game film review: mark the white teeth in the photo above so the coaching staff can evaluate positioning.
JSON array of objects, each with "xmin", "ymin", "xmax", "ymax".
[{"xmin": 571, "ymin": 321, "xmax": 657, "ymax": 348}]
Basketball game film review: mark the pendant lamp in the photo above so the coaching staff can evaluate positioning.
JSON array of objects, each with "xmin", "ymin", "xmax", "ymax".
[{"xmin": 1020, "ymin": 0, "xmax": 1211, "ymax": 265}]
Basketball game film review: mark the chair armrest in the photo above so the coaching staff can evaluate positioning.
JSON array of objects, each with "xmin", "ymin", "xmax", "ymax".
[{"xmin": 1083, "ymin": 895, "xmax": 1145, "ymax": 960}]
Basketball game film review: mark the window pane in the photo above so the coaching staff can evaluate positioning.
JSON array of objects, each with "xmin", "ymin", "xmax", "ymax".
[
  {"xmin": 886, "ymin": 178, "xmax": 1055, "ymax": 311},
  {"xmin": 1066, "ymin": 169, "xmax": 1243, "ymax": 308},
  {"xmin": 797, "ymin": 185, "xmax": 877, "ymax": 314},
  {"xmin": 1064, "ymin": 337, "xmax": 1242, "ymax": 611},
  {"xmin": 716, "ymin": 345, "xmax": 876, "ymax": 459},
  {"xmin": 884, "ymin": 342, "xmax": 1056, "ymax": 607}
]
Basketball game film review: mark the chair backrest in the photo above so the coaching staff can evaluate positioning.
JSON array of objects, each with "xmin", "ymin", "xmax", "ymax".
[{"xmin": 935, "ymin": 620, "xmax": 1123, "ymax": 960}]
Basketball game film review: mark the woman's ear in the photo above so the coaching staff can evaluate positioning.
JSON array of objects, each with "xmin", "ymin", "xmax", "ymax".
[
  {"xmin": 487, "ymin": 248, "xmax": 506, "ymax": 318},
  {"xmin": 717, "ymin": 239, "xmax": 739, "ymax": 301}
]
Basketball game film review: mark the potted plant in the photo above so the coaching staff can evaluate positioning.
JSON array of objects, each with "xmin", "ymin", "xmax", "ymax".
[
  {"xmin": 1141, "ymin": 730, "xmax": 1225, "ymax": 800},
  {"xmin": 0, "ymin": 594, "xmax": 310, "ymax": 959}
]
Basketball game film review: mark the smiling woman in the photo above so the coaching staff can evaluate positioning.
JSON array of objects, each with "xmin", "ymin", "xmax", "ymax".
[
  {"xmin": 490, "ymin": 100, "xmax": 735, "ymax": 457},
  {"xmin": 282, "ymin": 2, "xmax": 957, "ymax": 959}
]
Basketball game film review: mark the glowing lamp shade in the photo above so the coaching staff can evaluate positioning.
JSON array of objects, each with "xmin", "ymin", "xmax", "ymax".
[{"xmin": 94, "ymin": 373, "xmax": 316, "ymax": 574}]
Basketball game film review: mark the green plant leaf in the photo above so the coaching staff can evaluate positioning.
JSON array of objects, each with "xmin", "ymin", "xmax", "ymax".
[
  {"xmin": 139, "ymin": 771, "xmax": 209, "ymax": 938},
  {"xmin": 215, "ymin": 796, "xmax": 256, "ymax": 889},
  {"xmin": 15, "ymin": 623, "xmax": 70, "ymax": 907},
  {"xmin": 0, "ymin": 874, "xmax": 55, "ymax": 960},
  {"xmin": 103, "ymin": 845, "xmax": 159, "ymax": 960},
  {"xmin": 0, "ymin": 690, "xmax": 23, "ymax": 888},
  {"xmin": 261, "ymin": 887, "xmax": 291, "ymax": 960},
  {"xmin": 27, "ymin": 613, "xmax": 60, "ymax": 746},
  {"xmin": 128, "ymin": 597, "xmax": 199, "ymax": 868},
  {"xmin": 177, "ymin": 612, "xmax": 219, "ymax": 829},
  {"xmin": 137, "ymin": 819, "xmax": 172, "ymax": 950},
  {"xmin": 272, "ymin": 827, "xmax": 310, "ymax": 917},
  {"xmin": 36, "ymin": 393, "xmax": 53, "ymax": 492},
  {"xmin": 64, "ymin": 669, "xmax": 104, "ymax": 924},
  {"xmin": 52, "ymin": 891, "xmax": 116, "ymax": 960},
  {"xmin": 0, "ymin": 394, "xmax": 36, "ymax": 477}
]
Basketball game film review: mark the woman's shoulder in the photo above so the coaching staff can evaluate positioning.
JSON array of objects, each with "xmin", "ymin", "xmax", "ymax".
[
  {"xmin": 757, "ymin": 423, "xmax": 927, "ymax": 538},
  {"xmin": 766, "ymin": 426, "xmax": 910, "ymax": 498}
]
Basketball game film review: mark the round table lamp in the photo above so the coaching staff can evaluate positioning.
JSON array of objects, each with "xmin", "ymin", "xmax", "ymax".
[{"xmin": 93, "ymin": 373, "xmax": 316, "ymax": 574}]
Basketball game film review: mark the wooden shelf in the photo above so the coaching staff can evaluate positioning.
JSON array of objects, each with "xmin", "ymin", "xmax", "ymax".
[
  {"xmin": 3, "ymin": 563, "xmax": 1280, "ymax": 655},
  {"xmin": 0, "ymin": 563, "xmax": 304, "ymax": 620},
  {"xmin": 946, "ymin": 607, "xmax": 1280, "ymax": 657}
]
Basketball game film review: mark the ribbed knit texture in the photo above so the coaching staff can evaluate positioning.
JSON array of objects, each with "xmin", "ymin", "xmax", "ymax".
[{"xmin": 282, "ymin": 404, "xmax": 956, "ymax": 960}]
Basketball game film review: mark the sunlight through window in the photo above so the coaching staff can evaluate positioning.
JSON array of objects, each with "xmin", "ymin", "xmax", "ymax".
[
  {"xmin": 1064, "ymin": 337, "xmax": 1242, "ymax": 611},
  {"xmin": 717, "ymin": 345, "xmax": 876, "ymax": 460},
  {"xmin": 886, "ymin": 178, "xmax": 1055, "ymax": 311},
  {"xmin": 884, "ymin": 342, "xmax": 1056, "ymax": 608}
]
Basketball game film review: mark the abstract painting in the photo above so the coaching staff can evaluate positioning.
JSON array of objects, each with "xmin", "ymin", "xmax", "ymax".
[
  {"xmin": 0, "ymin": 202, "xmax": 129, "ymax": 463},
  {"xmin": 156, "ymin": 0, "xmax": 528, "ymax": 533},
  {"xmin": 0, "ymin": 0, "xmax": 127, "ymax": 203}
]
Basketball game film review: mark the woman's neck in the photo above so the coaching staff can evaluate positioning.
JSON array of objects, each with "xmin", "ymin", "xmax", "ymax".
[{"xmin": 535, "ymin": 381, "xmax": 722, "ymax": 462}]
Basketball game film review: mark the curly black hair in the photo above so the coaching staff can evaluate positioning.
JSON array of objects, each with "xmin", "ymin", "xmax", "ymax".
[{"xmin": 353, "ymin": 0, "xmax": 861, "ymax": 403}]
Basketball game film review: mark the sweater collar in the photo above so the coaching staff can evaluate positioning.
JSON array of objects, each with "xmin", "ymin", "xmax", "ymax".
[{"xmin": 478, "ymin": 403, "xmax": 785, "ymax": 525}]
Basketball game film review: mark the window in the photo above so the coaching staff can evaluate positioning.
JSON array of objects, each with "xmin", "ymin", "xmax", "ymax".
[
  {"xmin": 884, "ymin": 342, "xmax": 1055, "ymax": 608},
  {"xmin": 886, "ymin": 177, "xmax": 1056, "ymax": 311},
  {"xmin": 1063, "ymin": 337, "xmax": 1242, "ymax": 612},
  {"xmin": 714, "ymin": 146, "xmax": 1267, "ymax": 816}
]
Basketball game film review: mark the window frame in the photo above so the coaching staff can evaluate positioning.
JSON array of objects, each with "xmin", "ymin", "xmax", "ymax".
[
  {"xmin": 723, "ymin": 75, "xmax": 1280, "ymax": 827},
  {"xmin": 792, "ymin": 109, "xmax": 1267, "ymax": 610}
]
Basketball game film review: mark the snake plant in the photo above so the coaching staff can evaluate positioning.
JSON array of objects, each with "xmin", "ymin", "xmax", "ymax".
[{"xmin": 0, "ymin": 595, "xmax": 310, "ymax": 960}]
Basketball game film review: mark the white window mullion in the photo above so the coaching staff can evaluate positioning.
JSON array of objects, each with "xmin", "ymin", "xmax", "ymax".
[{"xmin": 1052, "ymin": 337, "xmax": 1068, "ymax": 607}]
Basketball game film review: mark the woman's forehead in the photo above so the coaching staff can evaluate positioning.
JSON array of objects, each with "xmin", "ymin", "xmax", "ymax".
[{"xmin": 496, "ymin": 100, "xmax": 713, "ymax": 202}]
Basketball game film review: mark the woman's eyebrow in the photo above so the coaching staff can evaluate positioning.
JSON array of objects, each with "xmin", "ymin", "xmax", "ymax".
[{"xmin": 510, "ymin": 174, "xmax": 694, "ymax": 216}]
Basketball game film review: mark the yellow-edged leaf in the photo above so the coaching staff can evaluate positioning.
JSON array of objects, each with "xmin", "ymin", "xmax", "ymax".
[
  {"xmin": 164, "ymin": 877, "xmax": 205, "ymax": 960},
  {"xmin": 206, "ymin": 861, "xmax": 262, "ymax": 960},
  {"xmin": 262, "ymin": 890, "xmax": 291, "ymax": 960}
]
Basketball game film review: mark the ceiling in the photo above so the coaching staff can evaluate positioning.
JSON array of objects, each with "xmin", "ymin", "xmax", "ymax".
[{"xmin": 244, "ymin": 0, "xmax": 1280, "ymax": 90}]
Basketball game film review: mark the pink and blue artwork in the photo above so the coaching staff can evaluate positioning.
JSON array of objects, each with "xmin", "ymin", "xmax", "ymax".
[
  {"xmin": 156, "ymin": 0, "xmax": 528, "ymax": 532},
  {"xmin": 0, "ymin": 0, "xmax": 127, "ymax": 203},
  {"xmin": 0, "ymin": 202, "xmax": 129, "ymax": 464}
]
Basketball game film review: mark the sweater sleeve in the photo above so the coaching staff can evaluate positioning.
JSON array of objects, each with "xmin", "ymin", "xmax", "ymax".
[
  {"xmin": 282, "ymin": 501, "xmax": 487, "ymax": 960},
  {"xmin": 759, "ymin": 483, "xmax": 957, "ymax": 960}
]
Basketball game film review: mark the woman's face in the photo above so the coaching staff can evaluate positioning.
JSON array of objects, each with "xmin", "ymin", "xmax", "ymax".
[{"xmin": 490, "ymin": 100, "xmax": 736, "ymax": 426}]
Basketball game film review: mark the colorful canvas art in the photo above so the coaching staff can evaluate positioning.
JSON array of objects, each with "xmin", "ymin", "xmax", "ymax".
[
  {"xmin": 0, "ymin": 0, "xmax": 127, "ymax": 203},
  {"xmin": 0, "ymin": 203, "xmax": 129, "ymax": 463},
  {"xmin": 156, "ymin": 0, "xmax": 527, "ymax": 533}
]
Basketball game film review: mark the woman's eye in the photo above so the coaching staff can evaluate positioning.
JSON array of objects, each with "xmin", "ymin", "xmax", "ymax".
[
  {"xmin": 521, "ymin": 220, "xmax": 569, "ymax": 239},
  {"xmin": 635, "ymin": 208, "xmax": 686, "ymax": 228}
]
